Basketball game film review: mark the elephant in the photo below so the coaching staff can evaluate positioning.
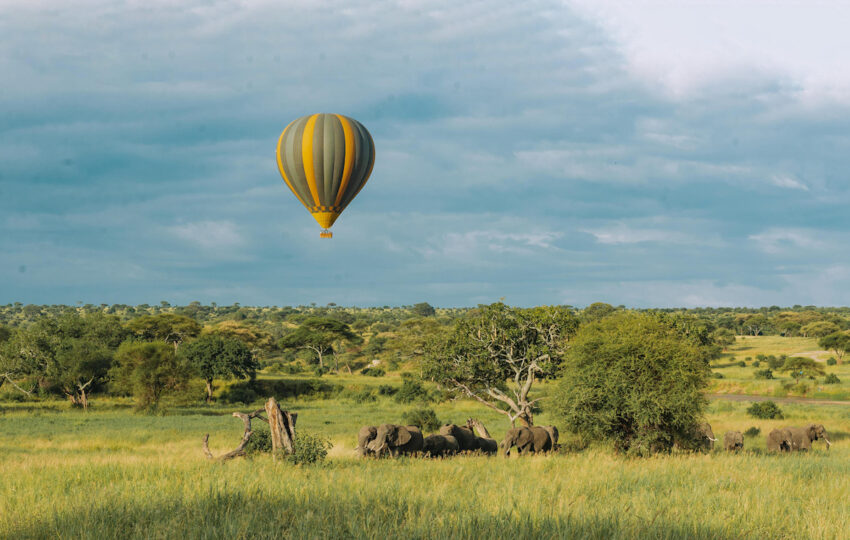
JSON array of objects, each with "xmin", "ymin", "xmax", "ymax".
[
  {"xmin": 423, "ymin": 434, "xmax": 459, "ymax": 457},
  {"xmin": 787, "ymin": 424, "xmax": 831, "ymax": 451},
  {"xmin": 366, "ymin": 424, "xmax": 424, "ymax": 457},
  {"xmin": 766, "ymin": 428, "xmax": 793, "ymax": 452},
  {"xmin": 439, "ymin": 424, "xmax": 479, "ymax": 452},
  {"xmin": 499, "ymin": 426, "xmax": 552, "ymax": 456},
  {"xmin": 475, "ymin": 437, "xmax": 498, "ymax": 454},
  {"xmin": 542, "ymin": 425, "xmax": 559, "ymax": 449},
  {"xmin": 356, "ymin": 425, "xmax": 377, "ymax": 457},
  {"xmin": 673, "ymin": 422, "xmax": 717, "ymax": 452},
  {"xmin": 723, "ymin": 431, "xmax": 744, "ymax": 452},
  {"xmin": 698, "ymin": 423, "xmax": 717, "ymax": 451}
]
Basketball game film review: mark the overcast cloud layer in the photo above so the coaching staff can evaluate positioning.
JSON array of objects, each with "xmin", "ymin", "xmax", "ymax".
[{"xmin": 2, "ymin": 0, "xmax": 850, "ymax": 308}]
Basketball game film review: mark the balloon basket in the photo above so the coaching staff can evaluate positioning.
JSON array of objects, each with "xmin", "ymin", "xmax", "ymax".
[{"xmin": 320, "ymin": 229, "xmax": 333, "ymax": 239}]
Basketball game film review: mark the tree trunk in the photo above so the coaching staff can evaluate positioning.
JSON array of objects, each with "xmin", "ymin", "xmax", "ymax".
[
  {"xmin": 205, "ymin": 379, "xmax": 214, "ymax": 403},
  {"xmin": 264, "ymin": 397, "xmax": 297, "ymax": 457},
  {"xmin": 80, "ymin": 387, "xmax": 88, "ymax": 410}
]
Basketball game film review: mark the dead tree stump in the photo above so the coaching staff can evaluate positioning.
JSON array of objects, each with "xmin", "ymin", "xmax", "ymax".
[
  {"xmin": 265, "ymin": 397, "xmax": 297, "ymax": 457},
  {"xmin": 202, "ymin": 409, "xmax": 266, "ymax": 461}
]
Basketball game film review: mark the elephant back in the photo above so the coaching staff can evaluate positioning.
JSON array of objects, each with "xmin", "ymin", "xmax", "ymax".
[
  {"xmin": 440, "ymin": 424, "xmax": 479, "ymax": 451},
  {"xmin": 528, "ymin": 426, "xmax": 553, "ymax": 452}
]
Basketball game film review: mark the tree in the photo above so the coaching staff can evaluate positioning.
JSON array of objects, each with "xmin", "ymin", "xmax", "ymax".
[
  {"xmin": 125, "ymin": 314, "xmax": 201, "ymax": 349},
  {"xmin": 110, "ymin": 341, "xmax": 192, "ymax": 410},
  {"xmin": 181, "ymin": 335, "xmax": 258, "ymax": 402},
  {"xmin": 735, "ymin": 313, "xmax": 770, "ymax": 336},
  {"xmin": 387, "ymin": 318, "xmax": 448, "ymax": 364},
  {"xmin": 0, "ymin": 325, "xmax": 11, "ymax": 343},
  {"xmin": 411, "ymin": 302, "xmax": 436, "ymax": 317},
  {"xmin": 552, "ymin": 312, "xmax": 710, "ymax": 456},
  {"xmin": 819, "ymin": 332, "xmax": 850, "ymax": 364},
  {"xmin": 49, "ymin": 339, "xmax": 112, "ymax": 409},
  {"xmin": 778, "ymin": 357, "xmax": 825, "ymax": 383},
  {"xmin": 801, "ymin": 321, "xmax": 840, "ymax": 338},
  {"xmin": 422, "ymin": 303, "xmax": 578, "ymax": 427},
  {"xmin": 278, "ymin": 317, "xmax": 362, "ymax": 371},
  {"xmin": 0, "ymin": 321, "xmax": 57, "ymax": 395},
  {"xmin": 713, "ymin": 328, "xmax": 736, "ymax": 351}
]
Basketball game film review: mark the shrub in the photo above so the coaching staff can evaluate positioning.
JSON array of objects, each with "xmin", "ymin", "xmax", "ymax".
[
  {"xmin": 313, "ymin": 366, "xmax": 327, "ymax": 377},
  {"xmin": 738, "ymin": 361, "xmax": 746, "ymax": 368},
  {"xmin": 360, "ymin": 367, "xmax": 385, "ymax": 377},
  {"xmin": 377, "ymin": 384, "xmax": 398, "ymax": 396},
  {"xmin": 394, "ymin": 375, "xmax": 430, "ymax": 403},
  {"xmin": 752, "ymin": 361, "xmax": 761, "ymax": 368},
  {"xmin": 743, "ymin": 426, "xmax": 761, "ymax": 438},
  {"xmin": 754, "ymin": 369, "xmax": 774, "ymax": 380},
  {"xmin": 747, "ymin": 401, "xmax": 784, "ymax": 420},
  {"xmin": 712, "ymin": 372, "xmax": 725, "ymax": 379},
  {"xmin": 288, "ymin": 432, "xmax": 332, "ymax": 465},
  {"xmin": 219, "ymin": 378, "xmax": 338, "ymax": 404},
  {"xmin": 824, "ymin": 373, "xmax": 841, "ymax": 384},
  {"xmin": 827, "ymin": 357, "xmax": 837, "ymax": 366},
  {"xmin": 401, "ymin": 407, "xmax": 441, "ymax": 432},
  {"xmin": 744, "ymin": 357, "xmax": 752, "ymax": 362},
  {"xmin": 350, "ymin": 388, "xmax": 377, "ymax": 403},
  {"xmin": 756, "ymin": 354, "xmax": 767, "ymax": 362},
  {"xmin": 767, "ymin": 355, "xmax": 784, "ymax": 370},
  {"xmin": 245, "ymin": 428, "xmax": 272, "ymax": 454}
]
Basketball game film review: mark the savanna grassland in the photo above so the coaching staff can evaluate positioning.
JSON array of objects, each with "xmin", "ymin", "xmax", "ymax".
[{"xmin": 1, "ymin": 380, "xmax": 848, "ymax": 540}]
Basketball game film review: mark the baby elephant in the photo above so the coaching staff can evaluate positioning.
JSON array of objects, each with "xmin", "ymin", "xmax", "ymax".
[{"xmin": 723, "ymin": 431, "xmax": 743, "ymax": 452}]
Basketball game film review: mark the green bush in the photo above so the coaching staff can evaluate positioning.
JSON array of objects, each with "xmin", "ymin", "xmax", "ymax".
[
  {"xmin": 826, "ymin": 357, "xmax": 837, "ymax": 366},
  {"xmin": 824, "ymin": 373, "xmax": 841, "ymax": 384},
  {"xmin": 747, "ymin": 401, "xmax": 784, "ymax": 420},
  {"xmin": 712, "ymin": 372, "xmax": 724, "ymax": 379},
  {"xmin": 288, "ymin": 432, "xmax": 332, "ymax": 465},
  {"xmin": 752, "ymin": 361, "xmax": 760, "ymax": 368},
  {"xmin": 360, "ymin": 367, "xmax": 385, "ymax": 377},
  {"xmin": 754, "ymin": 369, "xmax": 774, "ymax": 380},
  {"xmin": 738, "ymin": 361, "xmax": 746, "ymax": 368},
  {"xmin": 313, "ymin": 366, "xmax": 327, "ymax": 377},
  {"xmin": 245, "ymin": 428, "xmax": 272, "ymax": 454},
  {"xmin": 401, "ymin": 407, "xmax": 441, "ymax": 432},
  {"xmin": 377, "ymin": 384, "xmax": 398, "ymax": 396},
  {"xmin": 350, "ymin": 388, "xmax": 377, "ymax": 403},
  {"xmin": 219, "ymin": 378, "xmax": 338, "ymax": 404},
  {"xmin": 743, "ymin": 426, "xmax": 761, "ymax": 438},
  {"xmin": 394, "ymin": 375, "xmax": 430, "ymax": 403},
  {"xmin": 766, "ymin": 355, "xmax": 784, "ymax": 370}
]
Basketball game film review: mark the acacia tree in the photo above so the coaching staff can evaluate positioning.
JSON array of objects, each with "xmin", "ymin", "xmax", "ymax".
[
  {"xmin": 819, "ymin": 332, "xmax": 850, "ymax": 364},
  {"xmin": 181, "ymin": 335, "xmax": 258, "ymax": 402},
  {"xmin": 125, "ymin": 314, "xmax": 202, "ymax": 350},
  {"xmin": 779, "ymin": 356, "xmax": 825, "ymax": 383},
  {"xmin": 278, "ymin": 317, "xmax": 362, "ymax": 372},
  {"xmin": 0, "ymin": 321, "xmax": 58, "ymax": 395},
  {"xmin": 422, "ymin": 303, "xmax": 578, "ymax": 427},
  {"xmin": 50, "ymin": 339, "xmax": 112, "ymax": 409}
]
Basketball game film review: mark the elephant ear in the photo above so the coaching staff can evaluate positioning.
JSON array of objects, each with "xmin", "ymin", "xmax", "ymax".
[
  {"xmin": 516, "ymin": 428, "xmax": 533, "ymax": 447},
  {"xmin": 808, "ymin": 424, "xmax": 819, "ymax": 440},
  {"xmin": 395, "ymin": 426, "xmax": 412, "ymax": 446}
]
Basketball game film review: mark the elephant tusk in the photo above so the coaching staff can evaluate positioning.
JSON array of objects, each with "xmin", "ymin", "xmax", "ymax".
[{"xmin": 824, "ymin": 438, "xmax": 831, "ymax": 448}]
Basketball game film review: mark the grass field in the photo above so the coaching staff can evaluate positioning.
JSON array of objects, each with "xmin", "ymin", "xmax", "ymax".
[
  {"xmin": 2, "ymin": 386, "xmax": 849, "ymax": 540},
  {"xmin": 708, "ymin": 336, "xmax": 850, "ymax": 400}
]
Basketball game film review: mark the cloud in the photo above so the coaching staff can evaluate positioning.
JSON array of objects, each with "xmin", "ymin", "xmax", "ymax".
[
  {"xmin": 582, "ymin": 225, "xmax": 692, "ymax": 245},
  {"xmin": 748, "ymin": 228, "xmax": 826, "ymax": 254},
  {"xmin": 770, "ymin": 174, "xmax": 809, "ymax": 191},
  {"xmin": 169, "ymin": 221, "xmax": 244, "ymax": 250}
]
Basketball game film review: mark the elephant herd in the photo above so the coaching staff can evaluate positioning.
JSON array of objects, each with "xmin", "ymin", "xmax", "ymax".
[
  {"xmin": 357, "ymin": 420, "xmax": 831, "ymax": 457},
  {"xmin": 356, "ymin": 418, "xmax": 560, "ymax": 458},
  {"xmin": 689, "ymin": 422, "xmax": 830, "ymax": 453}
]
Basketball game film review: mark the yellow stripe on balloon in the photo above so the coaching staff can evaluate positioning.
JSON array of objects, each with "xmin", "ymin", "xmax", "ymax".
[
  {"xmin": 334, "ymin": 114, "xmax": 356, "ymax": 206},
  {"xmin": 276, "ymin": 122, "xmax": 310, "ymax": 209},
  {"xmin": 301, "ymin": 114, "xmax": 321, "ymax": 207}
]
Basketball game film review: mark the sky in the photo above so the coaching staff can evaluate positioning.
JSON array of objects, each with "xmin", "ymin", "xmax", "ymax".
[{"xmin": 3, "ymin": 0, "xmax": 850, "ymax": 308}]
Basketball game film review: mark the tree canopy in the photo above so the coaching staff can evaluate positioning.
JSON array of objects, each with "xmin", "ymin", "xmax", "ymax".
[
  {"xmin": 181, "ymin": 334, "xmax": 257, "ymax": 402},
  {"xmin": 552, "ymin": 312, "xmax": 710, "ymax": 456},
  {"xmin": 779, "ymin": 356, "xmax": 826, "ymax": 383},
  {"xmin": 422, "ymin": 302, "xmax": 578, "ymax": 426},
  {"xmin": 278, "ymin": 317, "xmax": 362, "ymax": 371},
  {"xmin": 126, "ymin": 314, "xmax": 201, "ymax": 349}
]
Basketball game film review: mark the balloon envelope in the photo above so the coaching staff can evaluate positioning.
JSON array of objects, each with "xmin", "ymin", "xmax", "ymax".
[{"xmin": 276, "ymin": 113, "xmax": 375, "ymax": 236}]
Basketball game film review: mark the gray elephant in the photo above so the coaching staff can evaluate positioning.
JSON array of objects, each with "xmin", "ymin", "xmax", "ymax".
[
  {"xmin": 475, "ymin": 437, "xmax": 498, "ymax": 454},
  {"xmin": 356, "ymin": 425, "xmax": 377, "ymax": 457},
  {"xmin": 697, "ymin": 422, "xmax": 717, "ymax": 451},
  {"xmin": 723, "ymin": 431, "xmax": 743, "ymax": 452},
  {"xmin": 788, "ymin": 424, "xmax": 831, "ymax": 451},
  {"xmin": 439, "ymin": 424, "xmax": 479, "ymax": 452},
  {"xmin": 766, "ymin": 428, "xmax": 793, "ymax": 452},
  {"xmin": 542, "ymin": 425, "xmax": 559, "ymax": 449},
  {"xmin": 423, "ymin": 434, "xmax": 459, "ymax": 457},
  {"xmin": 499, "ymin": 426, "xmax": 552, "ymax": 456},
  {"xmin": 366, "ymin": 424, "xmax": 424, "ymax": 457}
]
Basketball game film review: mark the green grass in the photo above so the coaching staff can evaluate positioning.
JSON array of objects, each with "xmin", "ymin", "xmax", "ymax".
[
  {"xmin": 2, "ymin": 386, "xmax": 849, "ymax": 539},
  {"xmin": 708, "ymin": 336, "xmax": 850, "ymax": 399}
]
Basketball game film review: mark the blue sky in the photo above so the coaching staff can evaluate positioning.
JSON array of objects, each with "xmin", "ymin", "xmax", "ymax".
[{"xmin": 3, "ymin": 0, "xmax": 850, "ymax": 308}]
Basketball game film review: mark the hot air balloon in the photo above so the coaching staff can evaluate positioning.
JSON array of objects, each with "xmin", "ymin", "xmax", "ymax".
[{"xmin": 276, "ymin": 113, "xmax": 375, "ymax": 238}]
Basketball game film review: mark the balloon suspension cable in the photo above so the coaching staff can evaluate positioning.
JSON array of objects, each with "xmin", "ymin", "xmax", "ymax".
[{"xmin": 320, "ymin": 229, "xmax": 333, "ymax": 239}]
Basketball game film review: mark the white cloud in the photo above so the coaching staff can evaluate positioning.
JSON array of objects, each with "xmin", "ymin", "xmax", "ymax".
[
  {"xmin": 567, "ymin": 0, "xmax": 850, "ymax": 101},
  {"xmin": 170, "ymin": 221, "xmax": 243, "ymax": 250},
  {"xmin": 421, "ymin": 230, "xmax": 562, "ymax": 260},
  {"xmin": 770, "ymin": 174, "xmax": 809, "ymax": 191},
  {"xmin": 582, "ymin": 224, "xmax": 692, "ymax": 245},
  {"xmin": 748, "ymin": 228, "xmax": 825, "ymax": 254}
]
